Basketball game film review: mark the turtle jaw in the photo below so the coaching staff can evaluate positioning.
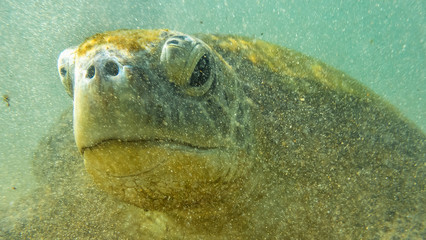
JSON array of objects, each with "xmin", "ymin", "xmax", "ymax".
[
  {"xmin": 81, "ymin": 138, "xmax": 251, "ymax": 213},
  {"xmin": 83, "ymin": 140, "xmax": 166, "ymax": 178}
]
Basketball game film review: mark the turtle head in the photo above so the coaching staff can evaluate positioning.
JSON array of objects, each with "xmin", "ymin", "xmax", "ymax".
[{"xmin": 57, "ymin": 29, "xmax": 255, "ymax": 215}]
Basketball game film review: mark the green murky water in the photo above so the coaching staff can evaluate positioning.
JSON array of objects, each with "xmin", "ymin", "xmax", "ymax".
[{"xmin": 0, "ymin": 0, "xmax": 424, "ymax": 238}]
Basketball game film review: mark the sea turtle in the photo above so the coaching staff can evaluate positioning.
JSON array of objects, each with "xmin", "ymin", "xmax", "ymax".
[{"xmin": 4, "ymin": 29, "xmax": 424, "ymax": 239}]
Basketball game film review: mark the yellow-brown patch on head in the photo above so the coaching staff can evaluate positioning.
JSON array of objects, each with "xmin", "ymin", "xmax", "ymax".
[
  {"xmin": 218, "ymin": 38, "xmax": 237, "ymax": 52},
  {"xmin": 209, "ymin": 35, "xmax": 219, "ymax": 41},
  {"xmin": 218, "ymin": 37, "xmax": 246, "ymax": 52},
  {"xmin": 310, "ymin": 63, "xmax": 340, "ymax": 89},
  {"xmin": 247, "ymin": 53, "xmax": 257, "ymax": 64},
  {"xmin": 237, "ymin": 39, "xmax": 250, "ymax": 50},
  {"xmin": 77, "ymin": 29, "xmax": 169, "ymax": 56},
  {"xmin": 311, "ymin": 64, "xmax": 325, "ymax": 79},
  {"xmin": 227, "ymin": 38, "xmax": 239, "ymax": 51},
  {"xmin": 218, "ymin": 37, "xmax": 252, "ymax": 53}
]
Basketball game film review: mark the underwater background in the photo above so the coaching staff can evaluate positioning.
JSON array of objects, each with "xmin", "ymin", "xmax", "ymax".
[{"xmin": 0, "ymin": 0, "xmax": 424, "ymax": 213}]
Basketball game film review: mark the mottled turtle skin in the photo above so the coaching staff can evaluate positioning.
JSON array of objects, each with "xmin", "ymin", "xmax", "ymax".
[{"xmin": 5, "ymin": 29, "xmax": 425, "ymax": 239}]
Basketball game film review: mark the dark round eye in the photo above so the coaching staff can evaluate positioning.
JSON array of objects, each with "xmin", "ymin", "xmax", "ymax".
[
  {"xmin": 105, "ymin": 61, "xmax": 119, "ymax": 76},
  {"xmin": 86, "ymin": 65, "xmax": 95, "ymax": 79},
  {"xmin": 60, "ymin": 67, "xmax": 67, "ymax": 77},
  {"xmin": 189, "ymin": 54, "xmax": 211, "ymax": 87}
]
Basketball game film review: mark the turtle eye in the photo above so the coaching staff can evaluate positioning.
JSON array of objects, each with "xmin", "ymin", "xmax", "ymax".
[
  {"xmin": 86, "ymin": 65, "xmax": 96, "ymax": 79},
  {"xmin": 105, "ymin": 61, "xmax": 119, "ymax": 76},
  {"xmin": 160, "ymin": 35, "xmax": 215, "ymax": 96},
  {"xmin": 189, "ymin": 54, "xmax": 211, "ymax": 87}
]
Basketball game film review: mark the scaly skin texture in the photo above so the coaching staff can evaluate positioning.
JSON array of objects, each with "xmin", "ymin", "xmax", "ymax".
[
  {"xmin": 199, "ymin": 34, "xmax": 425, "ymax": 238},
  {"xmin": 3, "ymin": 30, "xmax": 425, "ymax": 239}
]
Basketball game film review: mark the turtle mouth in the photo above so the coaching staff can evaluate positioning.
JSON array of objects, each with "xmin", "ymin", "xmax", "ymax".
[
  {"xmin": 81, "ymin": 138, "xmax": 222, "ymax": 178},
  {"xmin": 81, "ymin": 138, "xmax": 220, "ymax": 154}
]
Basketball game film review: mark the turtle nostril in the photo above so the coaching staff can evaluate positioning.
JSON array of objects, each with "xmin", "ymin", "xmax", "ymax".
[
  {"xmin": 86, "ymin": 65, "xmax": 95, "ymax": 79},
  {"xmin": 60, "ymin": 67, "xmax": 67, "ymax": 77},
  {"xmin": 105, "ymin": 61, "xmax": 119, "ymax": 76}
]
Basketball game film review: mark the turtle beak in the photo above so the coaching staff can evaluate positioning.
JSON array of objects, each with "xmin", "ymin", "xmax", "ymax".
[{"xmin": 73, "ymin": 50, "xmax": 137, "ymax": 151}]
